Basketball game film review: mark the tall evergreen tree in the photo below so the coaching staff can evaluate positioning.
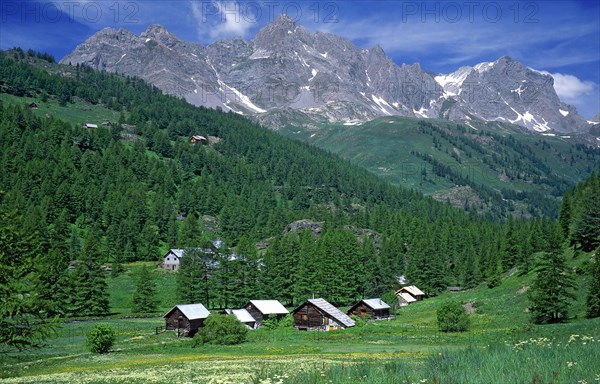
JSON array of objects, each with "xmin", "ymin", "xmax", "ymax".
[
  {"xmin": 71, "ymin": 230, "xmax": 110, "ymax": 316},
  {"xmin": 571, "ymin": 177, "xmax": 600, "ymax": 252},
  {"xmin": 0, "ymin": 206, "xmax": 55, "ymax": 349},
  {"xmin": 177, "ymin": 247, "xmax": 215, "ymax": 307},
  {"xmin": 558, "ymin": 193, "xmax": 572, "ymax": 239},
  {"xmin": 132, "ymin": 266, "xmax": 158, "ymax": 313},
  {"xmin": 585, "ymin": 249, "xmax": 600, "ymax": 318},
  {"xmin": 528, "ymin": 225, "xmax": 575, "ymax": 324}
]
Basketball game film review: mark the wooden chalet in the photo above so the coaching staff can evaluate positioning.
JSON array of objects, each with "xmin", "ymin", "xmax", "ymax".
[
  {"xmin": 190, "ymin": 135, "xmax": 208, "ymax": 144},
  {"xmin": 397, "ymin": 292, "xmax": 417, "ymax": 307},
  {"xmin": 163, "ymin": 303, "xmax": 210, "ymax": 337},
  {"xmin": 83, "ymin": 123, "xmax": 98, "ymax": 129},
  {"xmin": 396, "ymin": 285, "xmax": 425, "ymax": 301},
  {"xmin": 347, "ymin": 298, "xmax": 392, "ymax": 320},
  {"xmin": 224, "ymin": 308, "xmax": 256, "ymax": 329},
  {"xmin": 293, "ymin": 298, "xmax": 356, "ymax": 331},
  {"xmin": 243, "ymin": 300, "xmax": 289, "ymax": 327},
  {"xmin": 28, "ymin": 102, "xmax": 39, "ymax": 109}
]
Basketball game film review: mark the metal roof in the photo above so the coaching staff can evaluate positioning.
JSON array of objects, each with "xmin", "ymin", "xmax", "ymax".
[
  {"xmin": 164, "ymin": 303, "xmax": 210, "ymax": 320},
  {"xmin": 361, "ymin": 298, "xmax": 391, "ymax": 310},
  {"xmin": 248, "ymin": 300, "xmax": 289, "ymax": 315},
  {"xmin": 398, "ymin": 292, "xmax": 417, "ymax": 303},
  {"xmin": 231, "ymin": 309, "xmax": 256, "ymax": 323},
  {"xmin": 306, "ymin": 298, "xmax": 355, "ymax": 328},
  {"xmin": 166, "ymin": 249, "xmax": 185, "ymax": 258},
  {"xmin": 400, "ymin": 285, "xmax": 425, "ymax": 296}
]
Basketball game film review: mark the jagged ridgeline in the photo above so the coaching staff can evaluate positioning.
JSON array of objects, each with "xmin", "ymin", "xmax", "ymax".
[{"xmin": 0, "ymin": 49, "xmax": 554, "ymax": 303}]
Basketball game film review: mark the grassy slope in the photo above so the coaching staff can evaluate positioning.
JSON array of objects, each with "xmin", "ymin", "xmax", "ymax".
[
  {"xmin": 1, "ymin": 252, "xmax": 598, "ymax": 383},
  {"xmin": 0, "ymin": 93, "xmax": 122, "ymax": 127},
  {"xmin": 281, "ymin": 116, "xmax": 599, "ymax": 215}
]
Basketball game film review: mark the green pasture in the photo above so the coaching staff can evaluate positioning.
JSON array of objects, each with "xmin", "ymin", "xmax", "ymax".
[{"xmin": 2, "ymin": 258, "xmax": 598, "ymax": 383}]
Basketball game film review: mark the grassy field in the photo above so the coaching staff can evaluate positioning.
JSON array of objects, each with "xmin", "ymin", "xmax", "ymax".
[
  {"xmin": 0, "ymin": 93, "xmax": 122, "ymax": 128},
  {"xmin": 2, "ymin": 256, "xmax": 599, "ymax": 383}
]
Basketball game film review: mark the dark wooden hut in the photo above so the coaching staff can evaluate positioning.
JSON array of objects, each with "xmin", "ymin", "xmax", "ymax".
[
  {"xmin": 293, "ymin": 298, "xmax": 355, "ymax": 331},
  {"xmin": 347, "ymin": 298, "xmax": 391, "ymax": 320},
  {"xmin": 163, "ymin": 303, "xmax": 210, "ymax": 337}
]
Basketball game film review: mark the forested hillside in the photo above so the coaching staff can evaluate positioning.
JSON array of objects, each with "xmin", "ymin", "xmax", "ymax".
[
  {"xmin": 282, "ymin": 116, "xmax": 600, "ymax": 219},
  {"xmin": 0, "ymin": 49, "xmax": 567, "ymax": 329}
]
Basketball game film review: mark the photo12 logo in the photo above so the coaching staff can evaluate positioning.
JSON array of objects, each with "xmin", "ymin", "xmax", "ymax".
[
  {"xmin": 1, "ymin": 1, "xmax": 140, "ymax": 24},
  {"xmin": 196, "ymin": 1, "xmax": 340, "ymax": 25},
  {"xmin": 399, "ymin": 1, "xmax": 539, "ymax": 23}
]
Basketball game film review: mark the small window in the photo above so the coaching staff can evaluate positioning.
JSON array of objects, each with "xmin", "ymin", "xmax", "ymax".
[{"xmin": 167, "ymin": 257, "xmax": 170, "ymax": 261}]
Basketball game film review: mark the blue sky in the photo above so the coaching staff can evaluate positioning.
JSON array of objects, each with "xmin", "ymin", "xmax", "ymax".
[{"xmin": 1, "ymin": 0, "xmax": 599, "ymax": 118}]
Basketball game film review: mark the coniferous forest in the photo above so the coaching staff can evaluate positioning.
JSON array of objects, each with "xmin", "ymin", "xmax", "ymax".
[{"xmin": 0, "ymin": 49, "xmax": 598, "ymax": 350}]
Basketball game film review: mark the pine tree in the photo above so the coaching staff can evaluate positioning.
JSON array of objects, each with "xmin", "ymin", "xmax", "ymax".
[
  {"xmin": 177, "ymin": 247, "xmax": 215, "ymax": 307},
  {"xmin": 71, "ymin": 230, "xmax": 110, "ymax": 317},
  {"xmin": 572, "ymin": 178, "xmax": 600, "ymax": 252},
  {"xmin": 528, "ymin": 225, "xmax": 575, "ymax": 324},
  {"xmin": 586, "ymin": 249, "xmax": 600, "ymax": 318},
  {"xmin": 0, "ymin": 206, "xmax": 55, "ymax": 350},
  {"xmin": 558, "ymin": 193, "xmax": 572, "ymax": 239},
  {"xmin": 34, "ymin": 249, "xmax": 70, "ymax": 318},
  {"xmin": 132, "ymin": 266, "xmax": 158, "ymax": 314}
]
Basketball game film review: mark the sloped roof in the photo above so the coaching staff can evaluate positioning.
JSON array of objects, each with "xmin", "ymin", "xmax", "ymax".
[
  {"xmin": 361, "ymin": 298, "xmax": 391, "ymax": 310},
  {"xmin": 248, "ymin": 300, "xmax": 289, "ymax": 315},
  {"xmin": 399, "ymin": 285, "xmax": 425, "ymax": 296},
  {"xmin": 398, "ymin": 292, "xmax": 417, "ymax": 303},
  {"xmin": 164, "ymin": 303, "xmax": 210, "ymax": 320},
  {"xmin": 231, "ymin": 309, "xmax": 256, "ymax": 323},
  {"xmin": 305, "ymin": 298, "xmax": 355, "ymax": 328},
  {"xmin": 166, "ymin": 249, "xmax": 185, "ymax": 258}
]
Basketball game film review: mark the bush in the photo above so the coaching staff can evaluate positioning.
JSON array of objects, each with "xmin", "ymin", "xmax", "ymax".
[
  {"xmin": 262, "ymin": 314, "xmax": 294, "ymax": 330},
  {"xmin": 86, "ymin": 324, "xmax": 116, "ymax": 353},
  {"xmin": 192, "ymin": 314, "xmax": 247, "ymax": 346},
  {"xmin": 437, "ymin": 302, "xmax": 470, "ymax": 332}
]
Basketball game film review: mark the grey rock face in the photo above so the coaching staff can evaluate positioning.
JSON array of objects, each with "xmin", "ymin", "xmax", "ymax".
[
  {"xmin": 61, "ymin": 16, "xmax": 589, "ymax": 133},
  {"xmin": 433, "ymin": 57, "xmax": 589, "ymax": 133}
]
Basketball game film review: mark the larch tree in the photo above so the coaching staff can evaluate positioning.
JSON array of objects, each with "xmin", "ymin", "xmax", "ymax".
[
  {"xmin": 585, "ymin": 248, "xmax": 600, "ymax": 318},
  {"xmin": 132, "ymin": 266, "xmax": 158, "ymax": 314},
  {"xmin": 528, "ymin": 224, "xmax": 575, "ymax": 324}
]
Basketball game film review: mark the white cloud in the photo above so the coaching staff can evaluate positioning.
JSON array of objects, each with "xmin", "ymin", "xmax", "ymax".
[
  {"xmin": 190, "ymin": 1, "xmax": 256, "ymax": 41},
  {"xmin": 538, "ymin": 71, "xmax": 597, "ymax": 102}
]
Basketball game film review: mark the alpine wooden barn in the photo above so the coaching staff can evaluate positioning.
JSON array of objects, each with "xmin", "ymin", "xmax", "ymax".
[
  {"xmin": 243, "ymin": 300, "xmax": 289, "ymax": 327},
  {"xmin": 293, "ymin": 298, "xmax": 356, "ymax": 331},
  {"xmin": 395, "ymin": 285, "xmax": 425, "ymax": 303},
  {"xmin": 163, "ymin": 303, "xmax": 210, "ymax": 337},
  {"xmin": 347, "ymin": 298, "xmax": 392, "ymax": 320}
]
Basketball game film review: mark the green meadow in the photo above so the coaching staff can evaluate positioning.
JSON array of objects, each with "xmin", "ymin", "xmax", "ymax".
[{"xmin": 2, "ymin": 257, "xmax": 599, "ymax": 384}]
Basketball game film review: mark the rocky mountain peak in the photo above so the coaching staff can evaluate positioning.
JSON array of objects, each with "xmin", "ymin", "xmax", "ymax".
[
  {"xmin": 61, "ymin": 22, "xmax": 591, "ymax": 134},
  {"xmin": 253, "ymin": 14, "xmax": 297, "ymax": 49},
  {"xmin": 141, "ymin": 24, "xmax": 180, "ymax": 48}
]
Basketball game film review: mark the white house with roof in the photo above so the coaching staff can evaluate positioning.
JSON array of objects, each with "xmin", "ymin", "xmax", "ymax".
[{"xmin": 159, "ymin": 242, "xmax": 225, "ymax": 270}]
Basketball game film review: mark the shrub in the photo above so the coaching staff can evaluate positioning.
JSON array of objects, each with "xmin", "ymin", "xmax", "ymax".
[
  {"xmin": 437, "ymin": 301, "xmax": 470, "ymax": 332},
  {"xmin": 263, "ymin": 314, "xmax": 294, "ymax": 330},
  {"xmin": 86, "ymin": 324, "xmax": 116, "ymax": 353},
  {"xmin": 192, "ymin": 314, "xmax": 247, "ymax": 346}
]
